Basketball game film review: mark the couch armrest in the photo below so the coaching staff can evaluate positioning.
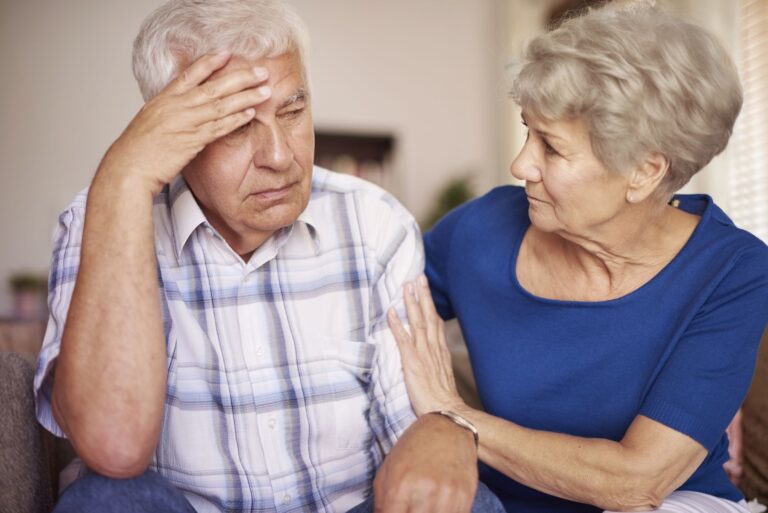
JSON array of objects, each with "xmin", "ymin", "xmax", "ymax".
[{"xmin": 0, "ymin": 351, "xmax": 55, "ymax": 513}]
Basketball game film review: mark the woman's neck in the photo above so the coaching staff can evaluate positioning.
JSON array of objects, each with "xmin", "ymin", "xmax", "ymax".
[{"xmin": 520, "ymin": 203, "xmax": 700, "ymax": 301}]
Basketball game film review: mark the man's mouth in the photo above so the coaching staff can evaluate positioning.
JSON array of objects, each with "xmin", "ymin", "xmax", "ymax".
[{"xmin": 252, "ymin": 183, "xmax": 296, "ymax": 200}]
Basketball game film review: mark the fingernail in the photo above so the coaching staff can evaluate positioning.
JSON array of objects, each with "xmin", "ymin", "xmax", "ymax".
[
  {"xmin": 215, "ymin": 50, "xmax": 231, "ymax": 59},
  {"xmin": 244, "ymin": 108, "xmax": 255, "ymax": 117},
  {"xmin": 253, "ymin": 67, "xmax": 268, "ymax": 80},
  {"xmin": 406, "ymin": 283, "xmax": 414, "ymax": 296},
  {"xmin": 257, "ymin": 85, "xmax": 271, "ymax": 96},
  {"xmin": 418, "ymin": 275, "xmax": 428, "ymax": 287}
]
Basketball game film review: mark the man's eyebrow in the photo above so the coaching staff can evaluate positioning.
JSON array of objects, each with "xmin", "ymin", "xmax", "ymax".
[{"xmin": 278, "ymin": 88, "xmax": 308, "ymax": 110}]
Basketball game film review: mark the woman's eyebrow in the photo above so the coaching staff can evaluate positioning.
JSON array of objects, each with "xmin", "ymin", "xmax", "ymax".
[{"xmin": 520, "ymin": 114, "xmax": 564, "ymax": 141}]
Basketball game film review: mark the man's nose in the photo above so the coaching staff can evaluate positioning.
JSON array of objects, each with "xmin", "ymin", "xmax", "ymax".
[
  {"xmin": 251, "ymin": 122, "xmax": 294, "ymax": 172},
  {"xmin": 510, "ymin": 143, "xmax": 542, "ymax": 183}
]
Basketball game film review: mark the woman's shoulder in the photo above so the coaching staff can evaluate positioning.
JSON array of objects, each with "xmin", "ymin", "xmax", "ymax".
[
  {"xmin": 424, "ymin": 185, "xmax": 530, "ymax": 261},
  {"xmin": 674, "ymin": 195, "xmax": 768, "ymax": 300},
  {"xmin": 677, "ymin": 193, "xmax": 767, "ymax": 264}
]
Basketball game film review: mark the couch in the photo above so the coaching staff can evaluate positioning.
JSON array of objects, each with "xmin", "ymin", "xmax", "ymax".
[{"xmin": 1, "ymin": 328, "xmax": 765, "ymax": 513}]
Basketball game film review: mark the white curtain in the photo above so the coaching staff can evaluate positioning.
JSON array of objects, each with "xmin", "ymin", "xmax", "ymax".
[{"xmin": 729, "ymin": 0, "xmax": 768, "ymax": 243}]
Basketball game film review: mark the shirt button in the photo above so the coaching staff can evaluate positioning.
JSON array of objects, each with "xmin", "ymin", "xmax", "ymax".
[
  {"xmin": 282, "ymin": 494, "xmax": 291, "ymax": 505},
  {"xmin": 255, "ymin": 346, "xmax": 264, "ymax": 356},
  {"xmin": 268, "ymin": 418, "xmax": 276, "ymax": 429}
]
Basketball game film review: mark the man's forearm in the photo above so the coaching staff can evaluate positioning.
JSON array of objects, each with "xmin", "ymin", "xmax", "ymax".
[{"xmin": 52, "ymin": 167, "xmax": 167, "ymax": 478}]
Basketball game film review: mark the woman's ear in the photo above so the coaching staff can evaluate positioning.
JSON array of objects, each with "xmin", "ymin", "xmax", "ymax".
[{"xmin": 626, "ymin": 153, "xmax": 669, "ymax": 203}]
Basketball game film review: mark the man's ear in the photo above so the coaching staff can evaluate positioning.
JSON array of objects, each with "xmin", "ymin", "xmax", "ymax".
[{"xmin": 626, "ymin": 152, "xmax": 669, "ymax": 203}]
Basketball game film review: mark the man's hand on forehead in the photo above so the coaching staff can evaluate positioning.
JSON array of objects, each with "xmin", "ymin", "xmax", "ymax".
[{"xmin": 97, "ymin": 51, "xmax": 271, "ymax": 196}]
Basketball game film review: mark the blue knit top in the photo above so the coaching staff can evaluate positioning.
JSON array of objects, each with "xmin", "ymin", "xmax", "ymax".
[{"xmin": 424, "ymin": 186, "xmax": 768, "ymax": 513}]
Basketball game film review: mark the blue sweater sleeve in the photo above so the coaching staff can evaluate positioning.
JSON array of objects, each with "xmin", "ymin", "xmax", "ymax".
[{"xmin": 640, "ymin": 244, "xmax": 768, "ymax": 450}]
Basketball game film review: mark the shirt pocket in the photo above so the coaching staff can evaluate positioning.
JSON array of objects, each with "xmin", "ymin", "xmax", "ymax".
[{"xmin": 319, "ymin": 338, "xmax": 378, "ymax": 450}]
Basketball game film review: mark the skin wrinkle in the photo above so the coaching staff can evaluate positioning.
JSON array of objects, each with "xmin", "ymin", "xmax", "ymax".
[{"xmin": 183, "ymin": 52, "xmax": 314, "ymax": 261}]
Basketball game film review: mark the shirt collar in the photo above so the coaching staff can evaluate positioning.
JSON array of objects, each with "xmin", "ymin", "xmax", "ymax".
[
  {"xmin": 169, "ymin": 176, "xmax": 322, "ymax": 262},
  {"xmin": 169, "ymin": 177, "xmax": 207, "ymax": 260}
]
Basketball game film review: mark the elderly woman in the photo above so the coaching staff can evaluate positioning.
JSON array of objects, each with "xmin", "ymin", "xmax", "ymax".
[{"xmin": 386, "ymin": 3, "xmax": 768, "ymax": 513}]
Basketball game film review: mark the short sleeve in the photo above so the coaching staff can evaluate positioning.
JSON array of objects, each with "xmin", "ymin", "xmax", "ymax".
[
  {"xmin": 363, "ymin": 192, "xmax": 424, "ymax": 454},
  {"xmin": 424, "ymin": 203, "xmax": 471, "ymax": 321},
  {"xmin": 640, "ymin": 244, "xmax": 768, "ymax": 450},
  {"xmin": 33, "ymin": 195, "xmax": 88, "ymax": 438}
]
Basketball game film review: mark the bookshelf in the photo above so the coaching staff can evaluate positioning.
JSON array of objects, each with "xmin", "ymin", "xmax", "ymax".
[{"xmin": 314, "ymin": 130, "xmax": 396, "ymax": 193}]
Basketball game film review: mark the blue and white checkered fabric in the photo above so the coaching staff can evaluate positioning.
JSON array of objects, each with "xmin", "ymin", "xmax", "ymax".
[{"xmin": 34, "ymin": 167, "xmax": 422, "ymax": 512}]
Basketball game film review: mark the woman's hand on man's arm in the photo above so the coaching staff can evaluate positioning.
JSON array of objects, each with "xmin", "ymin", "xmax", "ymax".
[{"xmin": 387, "ymin": 274, "xmax": 708, "ymax": 512}]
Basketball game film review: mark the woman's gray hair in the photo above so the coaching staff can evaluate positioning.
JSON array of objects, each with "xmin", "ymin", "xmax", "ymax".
[
  {"xmin": 132, "ymin": 0, "xmax": 310, "ymax": 101},
  {"xmin": 511, "ymin": 1, "xmax": 742, "ymax": 196}
]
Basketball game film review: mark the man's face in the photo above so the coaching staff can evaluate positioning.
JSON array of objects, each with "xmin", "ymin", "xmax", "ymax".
[{"xmin": 182, "ymin": 52, "xmax": 314, "ymax": 256}]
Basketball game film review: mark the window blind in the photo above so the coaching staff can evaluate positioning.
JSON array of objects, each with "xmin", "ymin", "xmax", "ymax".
[{"xmin": 729, "ymin": 0, "xmax": 768, "ymax": 243}]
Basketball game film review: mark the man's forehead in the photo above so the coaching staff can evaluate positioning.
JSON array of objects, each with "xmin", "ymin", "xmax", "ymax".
[{"xmin": 208, "ymin": 52, "xmax": 305, "ymax": 91}]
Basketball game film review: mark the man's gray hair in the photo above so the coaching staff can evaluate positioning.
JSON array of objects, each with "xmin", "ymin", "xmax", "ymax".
[
  {"xmin": 132, "ymin": 0, "xmax": 310, "ymax": 101},
  {"xmin": 511, "ymin": 1, "xmax": 743, "ymax": 196}
]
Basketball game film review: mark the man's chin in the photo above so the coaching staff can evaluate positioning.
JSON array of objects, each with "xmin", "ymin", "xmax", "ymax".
[{"xmin": 244, "ymin": 206, "xmax": 303, "ymax": 232}]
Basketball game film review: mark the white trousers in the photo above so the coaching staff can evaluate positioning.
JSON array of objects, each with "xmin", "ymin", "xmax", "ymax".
[{"xmin": 604, "ymin": 491, "xmax": 750, "ymax": 513}]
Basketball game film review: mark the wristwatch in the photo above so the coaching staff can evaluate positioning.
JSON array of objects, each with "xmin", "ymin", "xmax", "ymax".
[{"xmin": 430, "ymin": 410, "xmax": 479, "ymax": 448}]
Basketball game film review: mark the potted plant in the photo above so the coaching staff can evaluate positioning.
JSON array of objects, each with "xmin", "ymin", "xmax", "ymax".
[
  {"xmin": 422, "ymin": 175, "xmax": 475, "ymax": 231},
  {"xmin": 8, "ymin": 272, "xmax": 48, "ymax": 321}
]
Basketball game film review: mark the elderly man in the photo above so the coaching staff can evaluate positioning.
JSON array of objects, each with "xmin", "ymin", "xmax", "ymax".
[{"xmin": 33, "ymin": 1, "xmax": 504, "ymax": 512}]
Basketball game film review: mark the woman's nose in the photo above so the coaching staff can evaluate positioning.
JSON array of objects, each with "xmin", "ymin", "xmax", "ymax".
[{"xmin": 510, "ymin": 143, "xmax": 542, "ymax": 183}]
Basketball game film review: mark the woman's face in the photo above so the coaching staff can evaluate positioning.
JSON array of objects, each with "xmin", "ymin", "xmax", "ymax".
[{"xmin": 510, "ymin": 112, "xmax": 631, "ymax": 240}]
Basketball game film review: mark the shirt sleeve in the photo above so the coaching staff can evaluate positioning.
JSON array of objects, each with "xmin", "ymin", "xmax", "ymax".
[
  {"xmin": 640, "ymin": 244, "xmax": 768, "ymax": 451},
  {"xmin": 34, "ymin": 196, "xmax": 88, "ymax": 438},
  {"xmin": 423, "ymin": 203, "xmax": 471, "ymax": 321},
  {"xmin": 363, "ymin": 192, "xmax": 424, "ymax": 455}
]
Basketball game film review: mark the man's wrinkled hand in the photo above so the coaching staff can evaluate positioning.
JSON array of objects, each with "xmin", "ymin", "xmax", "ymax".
[
  {"xmin": 99, "ymin": 51, "xmax": 271, "ymax": 195},
  {"xmin": 373, "ymin": 414, "xmax": 478, "ymax": 513}
]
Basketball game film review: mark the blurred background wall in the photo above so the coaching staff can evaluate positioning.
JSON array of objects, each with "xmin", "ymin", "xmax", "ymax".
[{"xmin": 0, "ymin": 0, "xmax": 763, "ymax": 316}]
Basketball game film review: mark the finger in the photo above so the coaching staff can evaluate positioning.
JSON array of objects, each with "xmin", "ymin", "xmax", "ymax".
[
  {"xmin": 165, "ymin": 51, "xmax": 232, "ymax": 96},
  {"xmin": 404, "ymin": 283, "xmax": 427, "ymax": 345},
  {"xmin": 415, "ymin": 275, "xmax": 441, "ymax": 346},
  {"xmin": 186, "ymin": 66, "xmax": 270, "ymax": 108},
  {"xmin": 199, "ymin": 107, "xmax": 257, "ymax": 142},
  {"xmin": 387, "ymin": 308, "xmax": 413, "ymax": 347},
  {"xmin": 189, "ymin": 84, "xmax": 271, "ymax": 125},
  {"xmin": 416, "ymin": 275, "xmax": 440, "ymax": 320}
]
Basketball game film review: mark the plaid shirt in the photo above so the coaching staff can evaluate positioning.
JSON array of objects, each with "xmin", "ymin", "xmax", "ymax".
[{"xmin": 34, "ymin": 167, "xmax": 422, "ymax": 512}]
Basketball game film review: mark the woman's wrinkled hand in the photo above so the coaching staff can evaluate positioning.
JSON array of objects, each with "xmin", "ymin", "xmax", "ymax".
[{"xmin": 387, "ymin": 274, "xmax": 465, "ymax": 417}]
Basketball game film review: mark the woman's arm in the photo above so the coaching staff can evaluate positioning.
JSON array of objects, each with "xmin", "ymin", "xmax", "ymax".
[
  {"xmin": 460, "ymin": 409, "xmax": 705, "ymax": 511},
  {"xmin": 388, "ymin": 276, "xmax": 707, "ymax": 512}
]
